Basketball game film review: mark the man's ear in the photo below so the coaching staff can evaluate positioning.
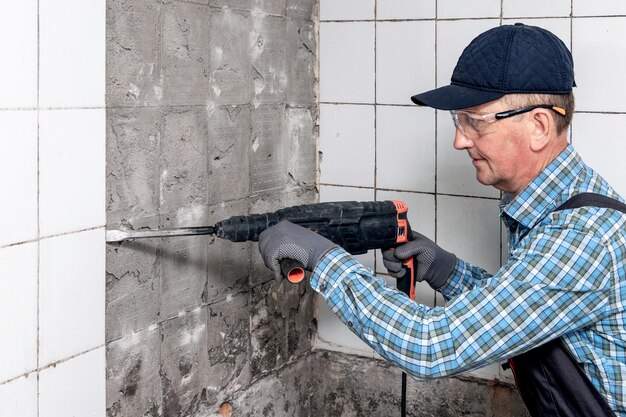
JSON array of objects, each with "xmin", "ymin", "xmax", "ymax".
[{"xmin": 529, "ymin": 109, "xmax": 552, "ymax": 152}]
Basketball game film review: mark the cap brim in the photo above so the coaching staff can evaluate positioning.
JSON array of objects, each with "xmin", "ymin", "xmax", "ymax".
[{"xmin": 411, "ymin": 84, "xmax": 504, "ymax": 110}]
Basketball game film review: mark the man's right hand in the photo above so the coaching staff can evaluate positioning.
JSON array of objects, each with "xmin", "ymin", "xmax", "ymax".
[{"xmin": 382, "ymin": 231, "xmax": 457, "ymax": 290}]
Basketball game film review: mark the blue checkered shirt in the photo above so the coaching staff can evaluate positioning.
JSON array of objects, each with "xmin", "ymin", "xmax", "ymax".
[{"xmin": 311, "ymin": 145, "xmax": 626, "ymax": 415}]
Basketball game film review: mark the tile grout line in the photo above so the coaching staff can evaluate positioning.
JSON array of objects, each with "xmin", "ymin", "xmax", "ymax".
[{"xmin": 36, "ymin": 0, "xmax": 41, "ymax": 413}]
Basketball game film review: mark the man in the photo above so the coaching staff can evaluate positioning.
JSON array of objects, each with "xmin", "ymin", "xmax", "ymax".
[{"xmin": 259, "ymin": 24, "xmax": 626, "ymax": 416}]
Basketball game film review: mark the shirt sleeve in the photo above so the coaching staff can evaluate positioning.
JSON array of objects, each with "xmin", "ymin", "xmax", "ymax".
[
  {"xmin": 436, "ymin": 258, "xmax": 493, "ymax": 301},
  {"xmin": 310, "ymin": 225, "xmax": 614, "ymax": 380}
]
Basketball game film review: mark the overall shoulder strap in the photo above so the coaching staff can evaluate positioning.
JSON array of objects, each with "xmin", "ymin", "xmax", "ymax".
[{"xmin": 554, "ymin": 192, "xmax": 626, "ymax": 214}]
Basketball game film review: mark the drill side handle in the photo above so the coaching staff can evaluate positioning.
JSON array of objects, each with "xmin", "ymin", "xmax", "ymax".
[{"xmin": 280, "ymin": 259, "xmax": 306, "ymax": 283}]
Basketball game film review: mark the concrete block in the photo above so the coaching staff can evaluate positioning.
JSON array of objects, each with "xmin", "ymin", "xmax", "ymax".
[
  {"xmin": 284, "ymin": 106, "xmax": 316, "ymax": 186},
  {"xmin": 161, "ymin": 2, "xmax": 211, "ymax": 106},
  {"xmin": 205, "ymin": 199, "xmax": 250, "ymax": 304},
  {"xmin": 251, "ymin": 14, "xmax": 287, "ymax": 103},
  {"xmin": 207, "ymin": 105, "xmax": 251, "ymax": 204},
  {"xmin": 250, "ymin": 104, "xmax": 286, "ymax": 195},
  {"xmin": 206, "ymin": 292, "xmax": 251, "ymax": 404},
  {"xmin": 250, "ymin": 281, "xmax": 287, "ymax": 378},
  {"xmin": 208, "ymin": 0, "xmax": 251, "ymax": 12},
  {"xmin": 106, "ymin": 240, "xmax": 160, "ymax": 343},
  {"xmin": 286, "ymin": 19, "xmax": 316, "ymax": 105},
  {"xmin": 106, "ymin": 107, "xmax": 161, "ymax": 227},
  {"xmin": 106, "ymin": 326, "xmax": 162, "ymax": 417},
  {"xmin": 208, "ymin": 9, "xmax": 253, "ymax": 105},
  {"xmin": 107, "ymin": 0, "xmax": 163, "ymax": 106},
  {"xmin": 286, "ymin": 0, "xmax": 315, "ymax": 20},
  {"xmin": 161, "ymin": 307, "xmax": 211, "ymax": 417},
  {"xmin": 285, "ymin": 282, "xmax": 316, "ymax": 360}
]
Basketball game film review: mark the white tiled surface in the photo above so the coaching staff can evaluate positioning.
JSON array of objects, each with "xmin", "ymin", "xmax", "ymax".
[
  {"xmin": 377, "ymin": 0, "xmax": 436, "ymax": 20},
  {"xmin": 320, "ymin": 0, "xmax": 375, "ymax": 21},
  {"xmin": 0, "ymin": 243, "xmax": 38, "ymax": 382},
  {"xmin": 39, "ymin": 229, "xmax": 105, "ymax": 367},
  {"xmin": 39, "ymin": 0, "xmax": 106, "ymax": 108},
  {"xmin": 376, "ymin": 106, "xmax": 435, "ymax": 193},
  {"xmin": 573, "ymin": 113, "xmax": 626, "ymax": 197},
  {"xmin": 0, "ymin": 0, "xmax": 37, "ymax": 109},
  {"xmin": 39, "ymin": 109, "xmax": 106, "ymax": 237},
  {"xmin": 376, "ymin": 21, "xmax": 435, "ymax": 105},
  {"xmin": 0, "ymin": 111, "xmax": 38, "ymax": 247},
  {"xmin": 437, "ymin": 0, "xmax": 500, "ymax": 19},
  {"xmin": 320, "ymin": 104, "xmax": 375, "ymax": 187},
  {"xmin": 39, "ymin": 347, "xmax": 106, "ymax": 417},
  {"xmin": 573, "ymin": 1, "xmax": 626, "ymax": 16},
  {"xmin": 573, "ymin": 18, "xmax": 626, "ymax": 113},
  {"xmin": 0, "ymin": 2, "xmax": 106, "ymax": 414},
  {"xmin": 503, "ymin": 0, "xmax": 571, "ymax": 18},
  {"xmin": 320, "ymin": 22, "xmax": 375, "ymax": 103},
  {"xmin": 0, "ymin": 375, "xmax": 38, "ymax": 417}
]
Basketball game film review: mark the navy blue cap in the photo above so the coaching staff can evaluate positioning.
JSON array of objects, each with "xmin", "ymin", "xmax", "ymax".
[{"xmin": 411, "ymin": 23, "xmax": 576, "ymax": 110}]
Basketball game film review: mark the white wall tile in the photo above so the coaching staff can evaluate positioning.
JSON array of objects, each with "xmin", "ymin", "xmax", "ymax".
[
  {"xmin": 437, "ymin": 0, "xmax": 500, "ymax": 19},
  {"xmin": 39, "ymin": 229, "xmax": 105, "ymax": 367},
  {"xmin": 376, "ymin": 191, "xmax": 436, "ymax": 242},
  {"xmin": 0, "ymin": 1, "xmax": 37, "ymax": 109},
  {"xmin": 320, "ymin": 22, "xmax": 375, "ymax": 103},
  {"xmin": 377, "ymin": 0, "xmax": 436, "ymax": 20},
  {"xmin": 320, "ymin": 104, "xmax": 375, "ymax": 187},
  {"xmin": 39, "ymin": 0, "xmax": 105, "ymax": 108},
  {"xmin": 376, "ymin": 106, "xmax": 435, "ymax": 193},
  {"xmin": 437, "ymin": 195, "xmax": 502, "ymax": 274},
  {"xmin": 0, "ymin": 374, "xmax": 38, "ymax": 417},
  {"xmin": 376, "ymin": 21, "xmax": 435, "ymax": 105},
  {"xmin": 573, "ymin": 1, "xmax": 626, "ymax": 16},
  {"xmin": 0, "ymin": 243, "xmax": 38, "ymax": 382},
  {"xmin": 316, "ymin": 298, "xmax": 374, "ymax": 356},
  {"xmin": 320, "ymin": 0, "xmax": 374, "ymax": 21},
  {"xmin": 572, "ymin": 113, "xmax": 626, "ymax": 197},
  {"xmin": 503, "ymin": 0, "xmax": 571, "ymax": 18},
  {"xmin": 0, "ymin": 111, "xmax": 38, "ymax": 247},
  {"xmin": 39, "ymin": 348, "xmax": 106, "ymax": 417},
  {"xmin": 436, "ymin": 20, "xmax": 500, "ymax": 88},
  {"xmin": 436, "ymin": 111, "xmax": 501, "ymax": 198},
  {"xmin": 39, "ymin": 109, "xmax": 106, "ymax": 236},
  {"xmin": 573, "ymin": 18, "xmax": 626, "ymax": 112}
]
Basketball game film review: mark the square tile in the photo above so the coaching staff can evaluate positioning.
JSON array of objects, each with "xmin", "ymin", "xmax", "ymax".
[
  {"xmin": 572, "ymin": 113, "xmax": 626, "ymax": 197},
  {"xmin": 39, "ymin": 348, "xmax": 106, "ymax": 417},
  {"xmin": 437, "ymin": 0, "xmax": 500, "ymax": 19},
  {"xmin": 573, "ymin": 18, "xmax": 626, "ymax": 112},
  {"xmin": 437, "ymin": 195, "xmax": 502, "ymax": 274},
  {"xmin": 316, "ymin": 297, "xmax": 374, "ymax": 356},
  {"xmin": 320, "ymin": 104, "xmax": 375, "ymax": 187},
  {"xmin": 503, "ymin": 0, "xmax": 571, "ymax": 17},
  {"xmin": 573, "ymin": 1, "xmax": 626, "ymax": 16},
  {"xmin": 376, "ymin": 106, "xmax": 435, "ymax": 193},
  {"xmin": 39, "ymin": 229, "xmax": 105, "ymax": 366},
  {"xmin": 39, "ymin": 0, "xmax": 105, "ymax": 108},
  {"xmin": 320, "ymin": 0, "xmax": 374, "ymax": 21},
  {"xmin": 0, "ymin": 110, "xmax": 38, "ymax": 246},
  {"xmin": 0, "ymin": 1, "xmax": 37, "ymax": 108},
  {"xmin": 437, "ymin": 20, "xmax": 500, "ymax": 89},
  {"xmin": 377, "ymin": 0, "xmax": 435, "ymax": 20},
  {"xmin": 0, "ymin": 374, "xmax": 37, "ymax": 417},
  {"xmin": 39, "ymin": 109, "xmax": 106, "ymax": 236},
  {"xmin": 0, "ymin": 243, "xmax": 38, "ymax": 382},
  {"xmin": 320, "ymin": 22, "xmax": 375, "ymax": 103},
  {"xmin": 436, "ymin": 110, "xmax": 501, "ymax": 198},
  {"xmin": 376, "ymin": 22, "xmax": 435, "ymax": 105}
]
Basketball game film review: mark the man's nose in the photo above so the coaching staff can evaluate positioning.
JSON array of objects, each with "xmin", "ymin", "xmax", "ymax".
[{"xmin": 453, "ymin": 128, "xmax": 473, "ymax": 150}]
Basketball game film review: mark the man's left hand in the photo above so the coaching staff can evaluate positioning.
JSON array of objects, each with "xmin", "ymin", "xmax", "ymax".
[{"xmin": 258, "ymin": 220, "xmax": 338, "ymax": 280}]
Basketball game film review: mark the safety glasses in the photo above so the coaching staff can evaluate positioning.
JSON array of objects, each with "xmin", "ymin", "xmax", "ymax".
[{"xmin": 450, "ymin": 104, "xmax": 567, "ymax": 139}]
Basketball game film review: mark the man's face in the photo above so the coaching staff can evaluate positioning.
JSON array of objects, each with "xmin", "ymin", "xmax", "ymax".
[{"xmin": 452, "ymin": 99, "xmax": 534, "ymax": 195}]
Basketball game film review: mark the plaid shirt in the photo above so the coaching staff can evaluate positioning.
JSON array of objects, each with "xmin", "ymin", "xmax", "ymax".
[{"xmin": 311, "ymin": 145, "xmax": 626, "ymax": 415}]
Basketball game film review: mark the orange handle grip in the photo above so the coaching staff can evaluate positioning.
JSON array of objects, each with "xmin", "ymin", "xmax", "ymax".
[{"xmin": 280, "ymin": 258, "xmax": 306, "ymax": 283}]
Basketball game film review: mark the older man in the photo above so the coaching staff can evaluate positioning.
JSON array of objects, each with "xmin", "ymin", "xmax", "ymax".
[{"xmin": 259, "ymin": 24, "xmax": 626, "ymax": 416}]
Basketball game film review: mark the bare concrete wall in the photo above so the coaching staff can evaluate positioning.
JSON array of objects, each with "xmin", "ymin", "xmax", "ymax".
[{"xmin": 105, "ymin": 0, "xmax": 318, "ymax": 415}]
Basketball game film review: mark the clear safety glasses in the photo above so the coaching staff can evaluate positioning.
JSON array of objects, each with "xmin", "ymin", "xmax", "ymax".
[{"xmin": 450, "ymin": 104, "xmax": 567, "ymax": 139}]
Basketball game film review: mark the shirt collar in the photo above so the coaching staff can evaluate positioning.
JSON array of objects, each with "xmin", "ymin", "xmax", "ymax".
[{"xmin": 501, "ymin": 145, "xmax": 585, "ymax": 230}]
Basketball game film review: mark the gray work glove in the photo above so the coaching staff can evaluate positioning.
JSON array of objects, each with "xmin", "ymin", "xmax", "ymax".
[
  {"xmin": 382, "ymin": 231, "xmax": 457, "ymax": 290},
  {"xmin": 258, "ymin": 220, "xmax": 338, "ymax": 280}
]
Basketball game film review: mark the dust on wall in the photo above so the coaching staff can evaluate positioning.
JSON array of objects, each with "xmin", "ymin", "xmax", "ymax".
[{"xmin": 105, "ymin": 0, "xmax": 318, "ymax": 415}]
